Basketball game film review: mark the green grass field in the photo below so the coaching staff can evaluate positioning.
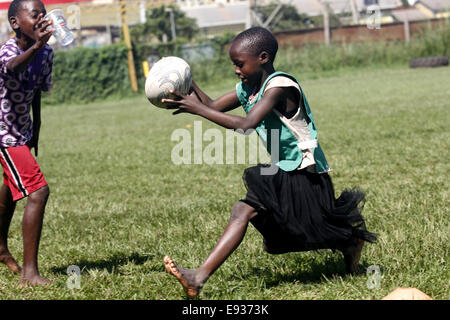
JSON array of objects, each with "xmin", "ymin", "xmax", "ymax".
[{"xmin": 0, "ymin": 66, "xmax": 448, "ymax": 300}]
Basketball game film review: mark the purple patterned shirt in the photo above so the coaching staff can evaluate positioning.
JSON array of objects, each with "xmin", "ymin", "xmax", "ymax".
[{"xmin": 0, "ymin": 38, "xmax": 53, "ymax": 147}]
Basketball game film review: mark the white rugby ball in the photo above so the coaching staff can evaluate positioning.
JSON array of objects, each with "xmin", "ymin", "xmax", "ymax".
[{"xmin": 145, "ymin": 56, "xmax": 192, "ymax": 108}]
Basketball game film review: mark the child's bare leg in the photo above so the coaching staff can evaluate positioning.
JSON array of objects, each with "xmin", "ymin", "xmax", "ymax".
[
  {"xmin": 0, "ymin": 184, "xmax": 21, "ymax": 273},
  {"xmin": 20, "ymin": 185, "xmax": 51, "ymax": 286},
  {"xmin": 164, "ymin": 201, "xmax": 257, "ymax": 298},
  {"xmin": 341, "ymin": 237, "xmax": 364, "ymax": 274}
]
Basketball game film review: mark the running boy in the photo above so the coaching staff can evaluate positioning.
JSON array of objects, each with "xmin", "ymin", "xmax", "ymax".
[
  {"xmin": 163, "ymin": 27, "xmax": 377, "ymax": 298},
  {"xmin": 0, "ymin": 0, "xmax": 54, "ymax": 286}
]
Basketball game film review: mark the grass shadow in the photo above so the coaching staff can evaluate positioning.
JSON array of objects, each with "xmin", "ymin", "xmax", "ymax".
[
  {"xmin": 248, "ymin": 255, "xmax": 371, "ymax": 288},
  {"xmin": 50, "ymin": 251, "xmax": 156, "ymax": 275}
]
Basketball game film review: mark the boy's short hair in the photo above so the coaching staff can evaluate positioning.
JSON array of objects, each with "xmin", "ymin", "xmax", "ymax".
[
  {"xmin": 8, "ymin": 0, "xmax": 42, "ymax": 20},
  {"xmin": 233, "ymin": 27, "xmax": 279, "ymax": 62}
]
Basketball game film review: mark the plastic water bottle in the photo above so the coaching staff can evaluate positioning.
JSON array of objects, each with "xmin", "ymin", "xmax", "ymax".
[{"xmin": 45, "ymin": 9, "xmax": 74, "ymax": 46}]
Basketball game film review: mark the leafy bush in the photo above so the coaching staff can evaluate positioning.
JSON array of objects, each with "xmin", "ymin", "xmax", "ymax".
[{"xmin": 45, "ymin": 43, "xmax": 132, "ymax": 105}]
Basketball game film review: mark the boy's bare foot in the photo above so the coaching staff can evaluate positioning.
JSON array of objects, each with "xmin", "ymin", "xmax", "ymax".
[
  {"xmin": 0, "ymin": 249, "xmax": 21, "ymax": 273},
  {"xmin": 19, "ymin": 273, "xmax": 52, "ymax": 287},
  {"xmin": 342, "ymin": 238, "xmax": 364, "ymax": 274},
  {"xmin": 164, "ymin": 255, "xmax": 203, "ymax": 299}
]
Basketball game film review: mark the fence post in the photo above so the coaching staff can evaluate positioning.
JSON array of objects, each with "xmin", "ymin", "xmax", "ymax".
[
  {"xmin": 314, "ymin": 0, "xmax": 330, "ymax": 46},
  {"xmin": 323, "ymin": 6, "xmax": 330, "ymax": 45},
  {"xmin": 404, "ymin": 18, "xmax": 411, "ymax": 42},
  {"xmin": 120, "ymin": 0, "xmax": 139, "ymax": 93},
  {"xmin": 350, "ymin": 0, "xmax": 359, "ymax": 24}
]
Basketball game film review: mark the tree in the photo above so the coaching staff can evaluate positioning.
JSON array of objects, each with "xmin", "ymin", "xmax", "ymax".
[
  {"xmin": 400, "ymin": 0, "xmax": 411, "ymax": 7},
  {"xmin": 255, "ymin": 3, "xmax": 340, "ymax": 31},
  {"xmin": 254, "ymin": 3, "xmax": 310, "ymax": 31},
  {"xmin": 130, "ymin": 5, "xmax": 199, "ymax": 43}
]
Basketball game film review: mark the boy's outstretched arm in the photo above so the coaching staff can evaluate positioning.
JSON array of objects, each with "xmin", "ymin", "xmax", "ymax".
[
  {"xmin": 164, "ymin": 87, "xmax": 285, "ymax": 131},
  {"xmin": 190, "ymin": 80, "xmax": 241, "ymax": 112},
  {"xmin": 6, "ymin": 14, "xmax": 53, "ymax": 73}
]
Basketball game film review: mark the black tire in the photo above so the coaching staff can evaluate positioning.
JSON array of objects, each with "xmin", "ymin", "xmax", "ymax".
[{"xmin": 410, "ymin": 56, "xmax": 449, "ymax": 68}]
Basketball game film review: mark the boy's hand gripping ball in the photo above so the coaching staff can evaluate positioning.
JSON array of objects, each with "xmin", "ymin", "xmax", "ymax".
[{"xmin": 145, "ymin": 56, "xmax": 192, "ymax": 108}]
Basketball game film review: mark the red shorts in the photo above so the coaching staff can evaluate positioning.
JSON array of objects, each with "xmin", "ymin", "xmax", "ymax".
[{"xmin": 0, "ymin": 145, "xmax": 48, "ymax": 201}]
